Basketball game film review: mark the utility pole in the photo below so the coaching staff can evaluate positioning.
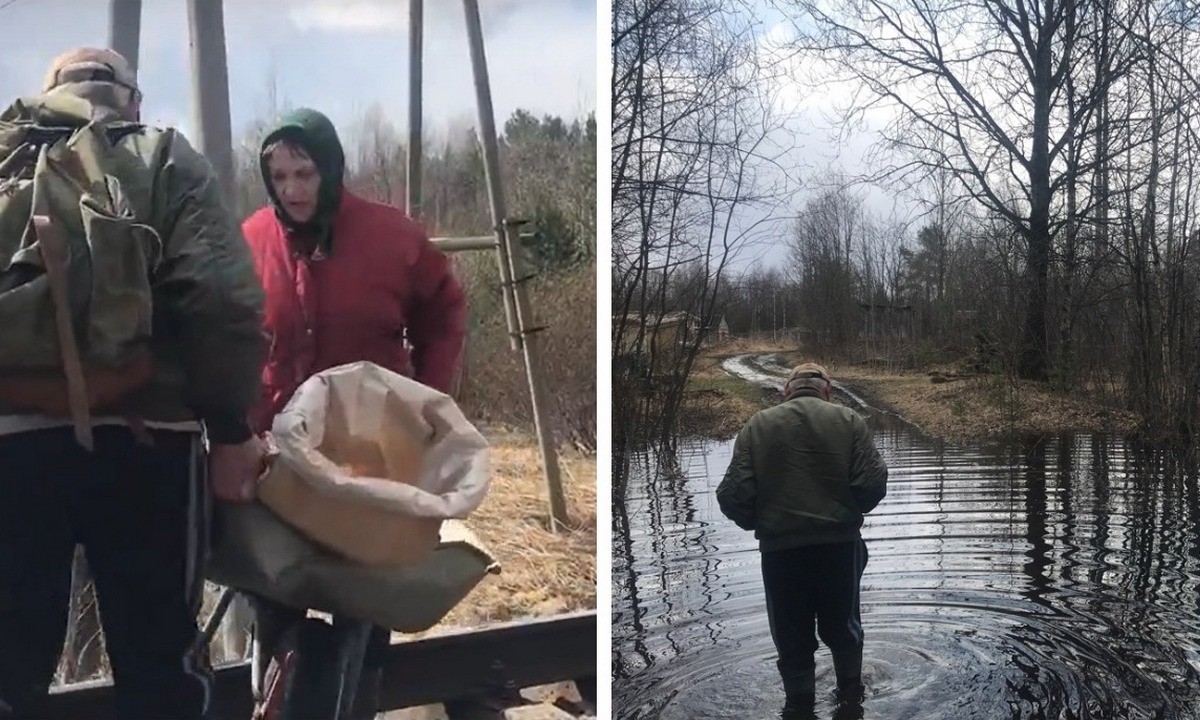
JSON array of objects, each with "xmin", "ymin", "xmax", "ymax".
[
  {"xmin": 107, "ymin": 0, "xmax": 142, "ymax": 72},
  {"xmin": 462, "ymin": 0, "xmax": 569, "ymax": 530},
  {"xmin": 186, "ymin": 0, "xmax": 236, "ymax": 210},
  {"xmin": 407, "ymin": 0, "xmax": 423, "ymax": 219},
  {"xmin": 186, "ymin": 0, "xmax": 250, "ymax": 659}
]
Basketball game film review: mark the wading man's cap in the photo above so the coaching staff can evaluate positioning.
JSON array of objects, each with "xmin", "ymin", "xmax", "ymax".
[
  {"xmin": 42, "ymin": 47, "xmax": 139, "ymax": 96},
  {"xmin": 784, "ymin": 362, "xmax": 831, "ymax": 395}
]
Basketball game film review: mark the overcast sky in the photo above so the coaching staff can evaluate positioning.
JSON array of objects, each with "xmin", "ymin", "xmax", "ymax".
[
  {"xmin": 693, "ymin": 1, "xmax": 915, "ymax": 270},
  {"xmin": 0, "ymin": 0, "xmax": 596, "ymax": 145}
]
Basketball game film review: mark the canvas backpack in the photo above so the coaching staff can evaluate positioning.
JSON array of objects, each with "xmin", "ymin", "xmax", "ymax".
[{"xmin": 0, "ymin": 112, "xmax": 163, "ymax": 449}]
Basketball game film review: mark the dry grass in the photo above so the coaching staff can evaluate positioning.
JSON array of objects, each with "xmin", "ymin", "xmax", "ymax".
[
  {"xmin": 702, "ymin": 336, "xmax": 798, "ymax": 360},
  {"xmin": 821, "ymin": 360, "xmax": 1140, "ymax": 443},
  {"xmin": 375, "ymin": 431, "xmax": 598, "ymax": 720},
  {"xmin": 410, "ymin": 431, "xmax": 596, "ymax": 635},
  {"xmin": 678, "ymin": 375, "xmax": 771, "ymax": 438}
]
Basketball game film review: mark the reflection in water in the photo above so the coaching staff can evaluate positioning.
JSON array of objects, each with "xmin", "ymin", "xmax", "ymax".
[{"xmin": 613, "ymin": 411, "xmax": 1200, "ymax": 719}]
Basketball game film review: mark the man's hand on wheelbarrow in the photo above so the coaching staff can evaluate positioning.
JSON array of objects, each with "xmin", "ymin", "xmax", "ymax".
[{"xmin": 211, "ymin": 433, "xmax": 277, "ymax": 503}]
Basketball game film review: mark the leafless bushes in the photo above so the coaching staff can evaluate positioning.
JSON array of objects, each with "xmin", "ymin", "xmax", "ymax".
[
  {"xmin": 456, "ymin": 255, "xmax": 597, "ymax": 452},
  {"xmin": 611, "ymin": 0, "xmax": 794, "ymax": 453}
]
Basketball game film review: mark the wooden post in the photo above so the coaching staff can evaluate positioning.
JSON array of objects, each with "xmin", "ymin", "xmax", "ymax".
[
  {"xmin": 407, "ymin": 0, "xmax": 424, "ymax": 218},
  {"xmin": 186, "ymin": 0, "xmax": 236, "ymax": 209},
  {"xmin": 460, "ymin": 7, "xmax": 517, "ymax": 349},
  {"xmin": 106, "ymin": 0, "xmax": 141, "ymax": 72},
  {"xmin": 186, "ymin": 0, "xmax": 248, "ymax": 659},
  {"xmin": 462, "ymin": 0, "xmax": 569, "ymax": 530}
]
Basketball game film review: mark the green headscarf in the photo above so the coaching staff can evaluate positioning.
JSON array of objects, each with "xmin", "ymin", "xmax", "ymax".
[{"xmin": 259, "ymin": 107, "xmax": 345, "ymax": 252}]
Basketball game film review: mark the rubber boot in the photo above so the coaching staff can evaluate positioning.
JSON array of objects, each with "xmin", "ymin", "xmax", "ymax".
[
  {"xmin": 781, "ymin": 704, "xmax": 819, "ymax": 720},
  {"xmin": 781, "ymin": 665, "xmax": 816, "ymax": 716},
  {"xmin": 832, "ymin": 649, "xmax": 864, "ymax": 700}
]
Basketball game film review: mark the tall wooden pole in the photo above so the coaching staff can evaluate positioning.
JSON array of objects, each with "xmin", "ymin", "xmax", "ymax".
[
  {"xmin": 187, "ymin": 0, "xmax": 236, "ymax": 209},
  {"xmin": 407, "ymin": 0, "xmax": 424, "ymax": 219},
  {"xmin": 107, "ymin": 0, "xmax": 142, "ymax": 72},
  {"xmin": 186, "ymin": 0, "xmax": 250, "ymax": 660},
  {"xmin": 462, "ymin": 0, "xmax": 569, "ymax": 529}
]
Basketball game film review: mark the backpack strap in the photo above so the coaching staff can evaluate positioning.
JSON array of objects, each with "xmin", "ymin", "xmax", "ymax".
[{"xmin": 31, "ymin": 213, "xmax": 93, "ymax": 451}]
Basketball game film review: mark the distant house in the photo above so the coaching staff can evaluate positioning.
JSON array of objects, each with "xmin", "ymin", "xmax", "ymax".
[
  {"xmin": 614, "ymin": 311, "xmax": 701, "ymax": 359},
  {"xmin": 701, "ymin": 314, "xmax": 730, "ymax": 343}
]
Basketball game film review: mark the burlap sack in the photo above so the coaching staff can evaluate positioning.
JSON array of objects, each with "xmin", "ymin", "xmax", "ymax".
[
  {"xmin": 207, "ymin": 501, "xmax": 499, "ymax": 632},
  {"xmin": 258, "ymin": 361, "xmax": 490, "ymax": 566}
]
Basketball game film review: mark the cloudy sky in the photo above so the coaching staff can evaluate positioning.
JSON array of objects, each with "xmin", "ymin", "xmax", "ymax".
[{"xmin": 0, "ymin": 0, "xmax": 596, "ymax": 144}]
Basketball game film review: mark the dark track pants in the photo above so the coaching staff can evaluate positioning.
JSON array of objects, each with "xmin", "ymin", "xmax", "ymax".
[
  {"xmin": 761, "ymin": 538, "xmax": 869, "ymax": 698},
  {"xmin": 0, "ymin": 426, "xmax": 213, "ymax": 720}
]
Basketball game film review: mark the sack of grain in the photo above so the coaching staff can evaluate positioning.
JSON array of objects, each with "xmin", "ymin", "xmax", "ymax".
[{"xmin": 258, "ymin": 360, "xmax": 490, "ymax": 566}]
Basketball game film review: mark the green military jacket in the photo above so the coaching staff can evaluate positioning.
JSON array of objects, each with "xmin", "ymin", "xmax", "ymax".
[
  {"xmin": 0, "ymin": 89, "xmax": 265, "ymax": 441},
  {"xmin": 716, "ymin": 392, "xmax": 888, "ymax": 552}
]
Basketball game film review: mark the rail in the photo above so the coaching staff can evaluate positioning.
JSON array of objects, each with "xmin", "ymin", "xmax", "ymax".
[
  {"xmin": 430, "ymin": 232, "xmax": 537, "ymax": 253},
  {"xmin": 43, "ymin": 610, "xmax": 597, "ymax": 719}
]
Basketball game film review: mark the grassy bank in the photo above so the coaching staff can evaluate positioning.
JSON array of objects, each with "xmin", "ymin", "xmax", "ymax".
[
  {"xmin": 819, "ymin": 362, "xmax": 1139, "ymax": 443},
  {"xmin": 682, "ymin": 339, "xmax": 1139, "ymax": 443}
]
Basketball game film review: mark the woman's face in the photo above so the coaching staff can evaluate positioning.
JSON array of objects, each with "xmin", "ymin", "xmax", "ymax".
[{"xmin": 267, "ymin": 145, "xmax": 321, "ymax": 223}]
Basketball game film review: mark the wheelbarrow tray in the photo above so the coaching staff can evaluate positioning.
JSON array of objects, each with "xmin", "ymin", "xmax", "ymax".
[{"xmin": 206, "ymin": 500, "xmax": 499, "ymax": 633}]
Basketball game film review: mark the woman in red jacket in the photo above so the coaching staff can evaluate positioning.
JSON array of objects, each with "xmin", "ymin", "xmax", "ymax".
[
  {"xmin": 241, "ymin": 107, "xmax": 466, "ymax": 718},
  {"xmin": 244, "ymin": 107, "xmax": 466, "ymax": 431}
]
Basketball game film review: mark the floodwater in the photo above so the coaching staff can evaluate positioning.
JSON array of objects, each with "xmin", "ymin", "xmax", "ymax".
[{"xmin": 613, "ymin": 367, "xmax": 1200, "ymax": 719}]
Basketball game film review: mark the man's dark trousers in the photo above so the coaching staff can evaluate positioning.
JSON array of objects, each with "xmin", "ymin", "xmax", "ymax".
[
  {"xmin": 0, "ymin": 425, "xmax": 213, "ymax": 719},
  {"xmin": 761, "ymin": 538, "xmax": 869, "ymax": 699}
]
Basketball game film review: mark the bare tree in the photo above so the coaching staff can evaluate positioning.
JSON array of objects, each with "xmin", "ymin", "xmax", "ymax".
[
  {"xmin": 789, "ymin": 184, "xmax": 865, "ymax": 351},
  {"xmin": 778, "ymin": 0, "xmax": 1144, "ymax": 380},
  {"xmin": 611, "ymin": 0, "xmax": 792, "ymax": 453}
]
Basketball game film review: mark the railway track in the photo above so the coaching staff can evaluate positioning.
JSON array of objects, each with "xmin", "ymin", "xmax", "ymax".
[{"xmin": 43, "ymin": 611, "xmax": 598, "ymax": 719}]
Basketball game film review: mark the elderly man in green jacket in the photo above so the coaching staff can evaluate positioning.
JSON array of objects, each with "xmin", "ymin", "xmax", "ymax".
[
  {"xmin": 0, "ymin": 48, "xmax": 267, "ymax": 719},
  {"xmin": 717, "ymin": 362, "xmax": 888, "ymax": 715}
]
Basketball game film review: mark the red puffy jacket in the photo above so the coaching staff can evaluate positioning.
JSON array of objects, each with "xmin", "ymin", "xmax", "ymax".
[{"xmin": 243, "ymin": 192, "xmax": 467, "ymax": 434}]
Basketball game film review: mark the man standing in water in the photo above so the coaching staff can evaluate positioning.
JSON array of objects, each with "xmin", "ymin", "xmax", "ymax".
[{"xmin": 716, "ymin": 363, "xmax": 888, "ymax": 715}]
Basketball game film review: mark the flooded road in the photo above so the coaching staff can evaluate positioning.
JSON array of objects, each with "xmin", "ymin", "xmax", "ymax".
[
  {"xmin": 719, "ymin": 353, "xmax": 793, "ymax": 390},
  {"xmin": 613, "ymin": 359, "xmax": 1200, "ymax": 719}
]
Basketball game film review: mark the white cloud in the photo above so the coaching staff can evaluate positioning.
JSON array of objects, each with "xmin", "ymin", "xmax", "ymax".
[
  {"xmin": 284, "ymin": 0, "xmax": 570, "ymax": 37},
  {"xmin": 0, "ymin": 0, "xmax": 595, "ymax": 142},
  {"xmin": 288, "ymin": 1, "xmax": 408, "ymax": 33}
]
